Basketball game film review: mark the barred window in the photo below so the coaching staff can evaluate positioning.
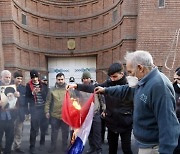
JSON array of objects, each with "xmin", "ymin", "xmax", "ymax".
[
  {"xmin": 112, "ymin": 10, "xmax": 118, "ymax": 22},
  {"xmin": 158, "ymin": 0, "xmax": 165, "ymax": 8},
  {"xmin": 22, "ymin": 14, "xmax": 27, "ymax": 25}
]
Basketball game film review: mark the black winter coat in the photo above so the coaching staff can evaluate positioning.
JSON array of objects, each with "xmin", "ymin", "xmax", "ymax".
[
  {"xmin": 26, "ymin": 81, "xmax": 48, "ymax": 109},
  {"xmin": 77, "ymin": 76, "xmax": 133, "ymax": 133},
  {"xmin": 173, "ymin": 82, "xmax": 180, "ymax": 119},
  {"xmin": 17, "ymin": 84, "xmax": 28, "ymax": 122}
]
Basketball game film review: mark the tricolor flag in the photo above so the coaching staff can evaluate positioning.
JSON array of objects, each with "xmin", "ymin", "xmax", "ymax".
[
  {"xmin": 62, "ymin": 90, "xmax": 94, "ymax": 154},
  {"xmin": 68, "ymin": 102, "xmax": 94, "ymax": 154}
]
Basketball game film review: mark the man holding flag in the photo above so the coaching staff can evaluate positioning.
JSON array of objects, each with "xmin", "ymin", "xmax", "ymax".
[{"xmin": 65, "ymin": 71, "xmax": 105, "ymax": 154}]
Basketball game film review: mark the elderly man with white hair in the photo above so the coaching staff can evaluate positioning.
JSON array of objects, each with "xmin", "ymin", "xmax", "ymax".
[
  {"xmin": 0, "ymin": 70, "xmax": 19, "ymax": 154},
  {"xmin": 95, "ymin": 50, "xmax": 180, "ymax": 154}
]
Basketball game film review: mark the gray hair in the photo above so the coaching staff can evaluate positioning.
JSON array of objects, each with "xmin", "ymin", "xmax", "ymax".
[
  {"xmin": 1, "ymin": 70, "xmax": 11, "ymax": 77},
  {"xmin": 124, "ymin": 50, "xmax": 154, "ymax": 68}
]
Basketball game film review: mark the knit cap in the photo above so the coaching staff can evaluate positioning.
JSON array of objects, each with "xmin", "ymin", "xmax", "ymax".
[
  {"xmin": 81, "ymin": 71, "xmax": 91, "ymax": 79},
  {"xmin": 30, "ymin": 69, "xmax": 39, "ymax": 79}
]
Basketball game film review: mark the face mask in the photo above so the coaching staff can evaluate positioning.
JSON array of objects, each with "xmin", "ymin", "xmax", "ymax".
[
  {"xmin": 177, "ymin": 84, "xmax": 180, "ymax": 88},
  {"xmin": 126, "ymin": 76, "xmax": 139, "ymax": 88}
]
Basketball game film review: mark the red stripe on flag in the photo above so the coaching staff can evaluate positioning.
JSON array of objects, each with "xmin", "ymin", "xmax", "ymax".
[{"xmin": 62, "ymin": 91, "xmax": 94, "ymax": 128}]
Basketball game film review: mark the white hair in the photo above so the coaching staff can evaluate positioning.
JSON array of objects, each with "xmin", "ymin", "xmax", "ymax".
[
  {"xmin": 124, "ymin": 50, "xmax": 154, "ymax": 68},
  {"xmin": 1, "ymin": 70, "xmax": 11, "ymax": 77}
]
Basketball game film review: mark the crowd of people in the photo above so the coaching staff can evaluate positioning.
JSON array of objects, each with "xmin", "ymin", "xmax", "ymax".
[{"xmin": 0, "ymin": 50, "xmax": 180, "ymax": 154}]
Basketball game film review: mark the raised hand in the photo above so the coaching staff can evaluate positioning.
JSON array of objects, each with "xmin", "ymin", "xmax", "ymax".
[
  {"xmin": 94, "ymin": 86, "xmax": 105, "ymax": 94},
  {"xmin": 66, "ymin": 84, "xmax": 77, "ymax": 90}
]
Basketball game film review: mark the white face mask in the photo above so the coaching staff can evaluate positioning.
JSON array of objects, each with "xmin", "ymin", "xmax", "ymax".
[
  {"xmin": 126, "ymin": 76, "xmax": 139, "ymax": 88},
  {"xmin": 177, "ymin": 84, "xmax": 180, "ymax": 88}
]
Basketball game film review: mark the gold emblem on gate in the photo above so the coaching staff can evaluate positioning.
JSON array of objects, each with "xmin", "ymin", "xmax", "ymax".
[{"xmin": 67, "ymin": 39, "xmax": 75, "ymax": 50}]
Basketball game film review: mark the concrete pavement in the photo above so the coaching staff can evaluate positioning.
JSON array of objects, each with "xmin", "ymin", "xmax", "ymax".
[{"xmin": 8, "ymin": 121, "xmax": 138, "ymax": 154}]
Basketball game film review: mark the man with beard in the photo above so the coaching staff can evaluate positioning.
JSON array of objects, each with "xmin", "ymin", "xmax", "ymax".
[
  {"xmin": 95, "ymin": 51, "xmax": 179, "ymax": 154},
  {"xmin": 67, "ymin": 63, "xmax": 133, "ymax": 154},
  {"xmin": 26, "ymin": 70, "xmax": 48, "ymax": 154},
  {"xmin": 4, "ymin": 87, "xmax": 17, "ymax": 109},
  {"xmin": 173, "ymin": 69, "xmax": 180, "ymax": 154},
  {"xmin": 45, "ymin": 73, "xmax": 69, "ymax": 153}
]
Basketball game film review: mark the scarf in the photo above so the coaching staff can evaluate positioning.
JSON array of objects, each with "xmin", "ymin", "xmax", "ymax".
[{"xmin": 29, "ymin": 80, "xmax": 41, "ymax": 103}]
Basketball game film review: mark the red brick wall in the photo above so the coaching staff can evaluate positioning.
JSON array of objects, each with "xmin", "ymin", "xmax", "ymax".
[
  {"xmin": 137, "ymin": 0, "xmax": 180, "ymax": 79},
  {"xmin": 0, "ymin": 0, "xmax": 137, "ymax": 82},
  {"xmin": 0, "ymin": 23, "xmax": 4, "ymax": 71}
]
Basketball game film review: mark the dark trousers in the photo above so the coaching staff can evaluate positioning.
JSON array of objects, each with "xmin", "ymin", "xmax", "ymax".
[
  {"xmin": 30, "ymin": 108, "xmax": 48, "ymax": 149},
  {"xmin": 174, "ymin": 119, "xmax": 180, "ymax": 154},
  {"xmin": 0, "ymin": 120, "xmax": 14, "ymax": 154},
  {"xmin": 50, "ymin": 117, "xmax": 69, "ymax": 151},
  {"xmin": 101, "ymin": 118, "xmax": 106, "ymax": 143},
  {"xmin": 88, "ymin": 113, "xmax": 102, "ymax": 152},
  {"xmin": 108, "ymin": 129, "xmax": 133, "ymax": 154}
]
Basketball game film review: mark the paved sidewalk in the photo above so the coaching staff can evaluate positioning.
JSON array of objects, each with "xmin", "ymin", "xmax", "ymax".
[{"xmin": 2, "ymin": 121, "xmax": 138, "ymax": 154}]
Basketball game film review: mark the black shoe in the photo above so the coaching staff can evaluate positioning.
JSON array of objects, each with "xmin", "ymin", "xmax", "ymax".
[
  {"xmin": 15, "ymin": 148, "xmax": 25, "ymax": 153},
  {"xmin": 86, "ymin": 148, "xmax": 95, "ymax": 154},
  {"xmin": 29, "ymin": 148, "xmax": 36, "ymax": 154},
  {"xmin": 48, "ymin": 146, "xmax": 56, "ymax": 153}
]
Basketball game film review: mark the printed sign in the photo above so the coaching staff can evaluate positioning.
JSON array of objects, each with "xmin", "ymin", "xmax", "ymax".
[{"xmin": 0, "ymin": 84, "xmax": 17, "ymax": 109}]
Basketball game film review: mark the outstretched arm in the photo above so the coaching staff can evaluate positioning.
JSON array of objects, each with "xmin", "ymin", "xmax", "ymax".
[
  {"xmin": 67, "ymin": 83, "xmax": 96, "ymax": 93},
  {"xmin": 95, "ymin": 85, "xmax": 134, "ymax": 102}
]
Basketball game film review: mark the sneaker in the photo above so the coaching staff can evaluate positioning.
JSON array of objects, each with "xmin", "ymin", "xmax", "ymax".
[{"xmin": 15, "ymin": 148, "xmax": 25, "ymax": 153}]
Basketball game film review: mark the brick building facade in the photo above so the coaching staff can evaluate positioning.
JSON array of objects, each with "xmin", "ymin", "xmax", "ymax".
[{"xmin": 0, "ymin": 0, "xmax": 179, "ymax": 83}]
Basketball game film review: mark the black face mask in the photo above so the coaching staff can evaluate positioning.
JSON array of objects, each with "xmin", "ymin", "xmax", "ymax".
[
  {"xmin": 109, "ymin": 76, "xmax": 127, "ymax": 86},
  {"xmin": 173, "ymin": 82, "xmax": 180, "ymax": 93},
  {"xmin": 111, "ymin": 80, "xmax": 121, "ymax": 86}
]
